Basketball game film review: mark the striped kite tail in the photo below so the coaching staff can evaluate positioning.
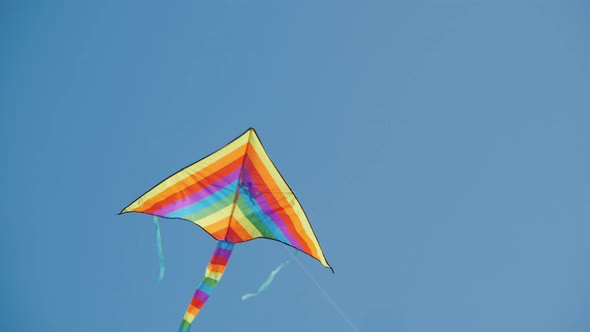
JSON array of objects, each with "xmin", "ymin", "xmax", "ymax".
[{"xmin": 178, "ymin": 241, "xmax": 235, "ymax": 332}]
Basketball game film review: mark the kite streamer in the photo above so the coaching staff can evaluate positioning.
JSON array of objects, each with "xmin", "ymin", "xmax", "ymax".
[
  {"xmin": 242, "ymin": 260, "xmax": 290, "ymax": 301},
  {"xmin": 242, "ymin": 250, "xmax": 299, "ymax": 301},
  {"xmin": 153, "ymin": 216, "xmax": 165, "ymax": 281},
  {"xmin": 179, "ymin": 241, "xmax": 234, "ymax": 332}
]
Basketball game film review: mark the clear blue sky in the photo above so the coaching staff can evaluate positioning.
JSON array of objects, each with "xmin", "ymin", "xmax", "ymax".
[{"xmin": 2, "ymin": 1, "xmax": 589, "ymax": 331}]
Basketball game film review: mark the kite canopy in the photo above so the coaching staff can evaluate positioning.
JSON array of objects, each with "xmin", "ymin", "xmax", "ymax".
[{"xmin": 121, "ymin": 128, "xmax": 331, "ymax": 269}]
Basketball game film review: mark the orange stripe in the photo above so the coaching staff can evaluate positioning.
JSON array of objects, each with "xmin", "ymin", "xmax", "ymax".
[
  {"xmin": 210, "ymin": 227, "xmax": 227, "ymax": 240},
  {"xmin": 207, "ymin": 263, "xmax": 227, "ymax": 273},
  {"xmin": 245, "ymin": 144, "xmax": 318, "ymax": 259},
  {"xmin": 133, "ymin": 143, "xmax": 247, "ymax": 212},
  {"xmin": 227, "ymin": 215, "xmax": 251, "ymax": 242},
  {"xmin": 187, "ymin": 304, "xmax": 201, "ymax": 315},
  {"xmin": 203, "ymin": 219, "xmax": 230, "ymax": 238}
]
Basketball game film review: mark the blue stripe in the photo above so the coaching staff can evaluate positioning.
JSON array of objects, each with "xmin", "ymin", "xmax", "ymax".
[
  {"xmin": 237, "ymin": 188, "xmax": 291, "ymax": 244},
  {"xmin": 166, "ymin": 180, "xmax": 238, "ymax": 219},
  {"xmin": 198, "ymin": 283, "xmax": 215, "ymax": 295}
]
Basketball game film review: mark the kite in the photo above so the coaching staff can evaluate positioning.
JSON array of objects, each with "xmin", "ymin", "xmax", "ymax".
[{"xmin": 120, "ymin": 128, "xmax": 332, "ymax": 331}]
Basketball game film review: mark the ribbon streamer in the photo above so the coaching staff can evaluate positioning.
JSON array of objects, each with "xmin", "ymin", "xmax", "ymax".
[
  {"xmin": 242, "ymin": 250, "xmax": 299, "ymax": 301},
  {"xmin": 153, "ymin": 216, "xmax": 165, "ymax": 282}
]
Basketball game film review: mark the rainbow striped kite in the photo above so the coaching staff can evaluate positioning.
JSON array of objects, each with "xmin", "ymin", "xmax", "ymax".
[{"xmin": 120, "ymin": 128, "xmax": 331, "ymax": 331}]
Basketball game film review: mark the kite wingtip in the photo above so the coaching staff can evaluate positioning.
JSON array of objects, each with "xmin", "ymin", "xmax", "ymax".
[{"xmin": 118, "ymin": 205, "xmax": 135, "ymax": 215}]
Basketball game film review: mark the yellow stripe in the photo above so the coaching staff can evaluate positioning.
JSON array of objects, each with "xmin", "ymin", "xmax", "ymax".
[
  {"xmin": 191, "ymin": 204, "xmax": 233, "ymax": 229},
  {"xmin": 184, "ymin": 312, "xmax": 195, "ymax": 322},
  {"xmin": 205, "ymin": 270, "xmax": 223, "ymax": 280},
  {"xmin": 123, "ymin": 133, "xmax": 250, "ymax": 213}
]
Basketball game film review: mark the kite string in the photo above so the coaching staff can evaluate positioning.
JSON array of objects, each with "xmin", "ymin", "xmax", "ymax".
[{"xmin": 285, "ymin": 248, "xmax": 359, "ymax": 332}]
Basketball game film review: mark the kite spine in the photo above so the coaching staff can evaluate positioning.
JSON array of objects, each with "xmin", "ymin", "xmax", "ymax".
[{"xmin": 178, "ymin": 241, "xmax": 234, "ymax": 332}]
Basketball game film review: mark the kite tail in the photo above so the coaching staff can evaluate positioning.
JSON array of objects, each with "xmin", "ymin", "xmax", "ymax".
[{"xmin": 178, "ymin": 241, "xmax": 235, "ymax": 332}]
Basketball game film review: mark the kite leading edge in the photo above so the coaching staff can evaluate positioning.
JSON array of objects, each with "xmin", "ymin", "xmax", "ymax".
[{"xmin": 120, "ymin": 128, "xmax": 332, "ymax": 330}]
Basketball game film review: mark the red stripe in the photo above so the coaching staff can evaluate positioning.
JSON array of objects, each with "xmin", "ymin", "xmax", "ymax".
[
  {"xmin": 190, "ymin": 297, "xmax": 205, "ymax": 309},
  {"xmin": 210, "ymin": 255, "xmax": 229, "ymax": 266},
  {"xmin": 225, "ymin": 225, "xmax": 244, "ymax": 243}
]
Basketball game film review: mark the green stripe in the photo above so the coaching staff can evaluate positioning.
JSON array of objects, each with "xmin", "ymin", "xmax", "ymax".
[
  {"xmin": 235, "ymin": 196, "xmax": 276, "ymax": 239},
  {"xmin": 202, "ymin": 277, "xmax": 218, "ymax": 288},
  {"xmin": 179, "ymin": 319, "xmax": 191, "ymax": 331},
  {"xmin": 184, "ymin": 194, "xmax": 235, "ymax": 221}
]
